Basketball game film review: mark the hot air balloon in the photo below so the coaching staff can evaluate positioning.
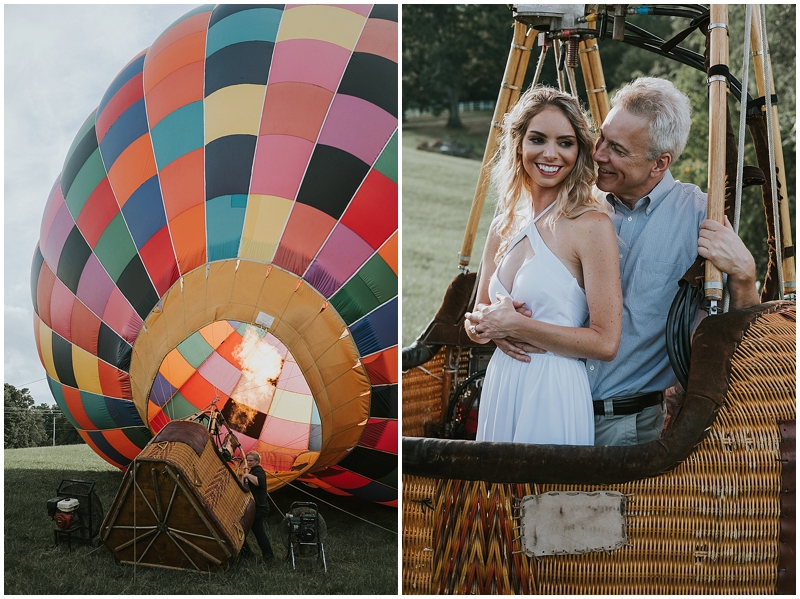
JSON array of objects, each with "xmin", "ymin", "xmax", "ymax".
[{"xmin": 31, "ymin": 3, "xmax": 398, "ymax": 506}]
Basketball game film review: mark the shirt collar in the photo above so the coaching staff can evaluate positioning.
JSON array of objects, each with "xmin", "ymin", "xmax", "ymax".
[{"xmin": 606, "ymin": 169, "xmax": 676, "ymax": 215}]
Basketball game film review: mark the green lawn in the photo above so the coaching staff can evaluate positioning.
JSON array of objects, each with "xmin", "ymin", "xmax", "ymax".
[
  {"xmin": 401, "ymin": 111, "xmax": 498, "ymax": 348},
  {"xmin": 4, "ymin": 444, "xmax": 397, "ymax": 594}
]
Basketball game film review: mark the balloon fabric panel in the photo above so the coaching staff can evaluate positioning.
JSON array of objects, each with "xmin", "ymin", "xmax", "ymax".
[
  {"xmin": 63, "ymin": 150, "xmax": 107, "ymax": 226},
  {"xmin": 272, "ymin": 204, "xmax": 337, "ymax": 276},
  {"xmin": 205, "ymin": 7, "xmax": 282, "ymax": 57},
  {"xmin": 77, "ymin": 179, "xmax": 121, "ymax": 249},
  {"xmin": 97, "ymin": 52, "xmax": 146, "ymax": 117},
  {"xmin": 318, "ymin": 95, "xmax": 397, "ymax": 165},
  {"xmin": 268, "ymin": 39, "xmax": 351, "ymax": 91},
  {"xmin": 257, "ymin": 83, "xmax": 333, "ymax": 140},
  {"xmin": 30, "ymin": 247, "xmax": 44, "ymax": 314},
  {"xmin": 56, "ymin": 228, "xmax": 91, "ymax": 295},
  {"xmin": 43, "ymin": 204, "xmax": 75, "ymax": 270},
  {"xmin": 70, "ymin": 301, "xmax": 101, "ymax": 357},
  {"xmin": 150, "ymin": 102, "xmax": 205, "ymax": 171},
  {"xmin": 355, "ymin": 10, "xmax": 398, "ymax": 62},
  {"xmin": 239, "ymin": 195, "xmax": 294, "ymax": 264},
  {"xmin": 146, "ymin": 62, "xmax": 206, "ymax": 129},
  {"xmin": 370, "ymin": 385, "xmax": 398, "ymax": 420},
  {"xmin": 96, "ymin": 77, "xmax": 144, "ymax": 143},
  {"xmin": 205, "ymin": 136, "xmax": 257, "ymax": 199},
  {"xmin": 250, "ymin": 131, "xmax": 314, "ymax": 199},
  {"xmin": 304, "ymin": 225, "xmax": 374, "ymax": 298},
  {"xmin": 339, "ymin": 168, "xmax": 398, "ymax": 250},
  {"xmin": 277, "ymin": 5, "xmax": 368, "ymax": 48},
  {"xmin": 338, "ymin": 52, "xmax": 397, "ymax": 118},
  {"xmin": 330, "ymin": 253, "xmax": 397, "ymax": 324},
  {"xmin": 350, "ymin": 297, "xmax": 398, "ymax": 356},
  {"xmin": 295, "ymin": 145, "xmax": 370, "ymax": 220},
  {"xmin": 60, "ymin": 115, "xmax": 97, "ymax": 197}
]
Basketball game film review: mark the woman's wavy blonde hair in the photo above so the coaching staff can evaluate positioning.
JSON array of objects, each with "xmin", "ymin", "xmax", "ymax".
[{"xmin": 491, "ymin": 85, "xmax": 602, "ymax": 263}]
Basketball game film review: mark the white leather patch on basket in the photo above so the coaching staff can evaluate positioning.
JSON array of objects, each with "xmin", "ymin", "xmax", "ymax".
[{"xmin": 519, "ymin": 491, "xmax": 627, "ymax": 556}]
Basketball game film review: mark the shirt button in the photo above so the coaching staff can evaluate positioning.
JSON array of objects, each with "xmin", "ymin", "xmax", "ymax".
[
  {"xmin": 589, "ymin": 365, "xmax": 595, "ymax": 370},
  {"xmin": 627, "ymin": 216, "xmax": 633, "ymax": 221}
]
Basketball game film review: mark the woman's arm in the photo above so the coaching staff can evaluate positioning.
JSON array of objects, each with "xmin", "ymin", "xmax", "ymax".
[
  {"xmin": 473, "ymin": 212, "xmax": 622, "ymax": 361},
  {"xmin": 464, "ymin": 216, "xmax": 502, "ymax": 344}
]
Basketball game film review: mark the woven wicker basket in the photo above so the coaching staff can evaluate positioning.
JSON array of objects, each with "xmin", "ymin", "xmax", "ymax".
[
  {"xmin": 102, "ymin": 420, "xmax": 255, "ymax": 571},
  {"xmin": 402, "ymin": 302, "xmax": 795, "ymax": 594}
]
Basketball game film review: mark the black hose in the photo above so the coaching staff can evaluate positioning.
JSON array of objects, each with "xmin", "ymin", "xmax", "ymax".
[{"xmin": 666, "ymin": 279, "xmax": 702, "ymax": 390}]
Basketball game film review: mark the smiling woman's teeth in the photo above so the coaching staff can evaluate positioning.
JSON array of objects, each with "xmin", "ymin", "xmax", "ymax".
[{"xmin": 538, "ymin": 164, "xmax": 560, "ymax": 173}]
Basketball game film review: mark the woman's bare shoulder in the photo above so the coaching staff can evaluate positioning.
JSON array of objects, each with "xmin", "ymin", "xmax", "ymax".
[
  {"xmin": 571, "ymin": 209, "xmax": 613, "ymax": 230},
  {"xmin": 570, "ymin": 210, "xmax": 616, "ymax": 250}
]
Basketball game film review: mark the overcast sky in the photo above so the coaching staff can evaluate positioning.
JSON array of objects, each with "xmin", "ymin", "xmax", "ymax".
[{"xmin": 4, "ymin": 4, "xmax": 199, "ymax": 406}]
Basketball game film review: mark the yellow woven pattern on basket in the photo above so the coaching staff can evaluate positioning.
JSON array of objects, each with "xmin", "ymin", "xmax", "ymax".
[
  {"xmin": 430, "ymin": 480, "xmax": 537, "ymax": 594},
  {"xmin": 403, "ymin": 351, "xmax": 447, "ymax": 436},
  {"xmin": 402, "ymin": 475, "xmax": 438, "ymax": 595}
]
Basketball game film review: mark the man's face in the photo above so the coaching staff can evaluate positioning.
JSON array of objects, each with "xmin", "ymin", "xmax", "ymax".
[
  {"xmin": 246, "ymin": 455, "xmax": 258, "ymax": 468},
  {"xmin": 593, "ymin": 107, "xmax": 662, "ymax": 204}
]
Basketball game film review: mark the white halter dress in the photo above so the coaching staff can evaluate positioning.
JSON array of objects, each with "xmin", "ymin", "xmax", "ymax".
[{"xmin": 476, "ymin": 205, "xmax": 594, "ymax": 445}]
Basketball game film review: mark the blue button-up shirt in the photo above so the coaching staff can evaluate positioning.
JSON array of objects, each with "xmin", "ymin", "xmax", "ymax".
[{"xmin": 586, "ymin": 170, "xmax": 707, "ymax": 400}]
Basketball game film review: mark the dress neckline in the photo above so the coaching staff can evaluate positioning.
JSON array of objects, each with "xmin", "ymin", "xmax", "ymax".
[{"xmin": 531, "ymin": 201, "xmax": 556, "ymax": 224}]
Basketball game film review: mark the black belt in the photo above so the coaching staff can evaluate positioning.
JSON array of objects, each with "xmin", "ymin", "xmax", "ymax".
[{"xmin": 593, "ymin": 391, "xmax": 663, "ymax": 416}]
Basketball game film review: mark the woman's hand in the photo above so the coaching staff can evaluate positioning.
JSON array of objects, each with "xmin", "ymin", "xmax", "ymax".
[{"xmin": 466, "ymin": 294, "xmax": 530, "ymax": 340}]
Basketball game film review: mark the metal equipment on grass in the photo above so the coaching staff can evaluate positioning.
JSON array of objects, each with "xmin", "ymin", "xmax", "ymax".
[
  {"xmin": 47, "ymin": 479, "xmax": 104, "ymax": 549},
  {"xmin": 282, "ymin": 501, "xmax": 327, "ymax": 572}
]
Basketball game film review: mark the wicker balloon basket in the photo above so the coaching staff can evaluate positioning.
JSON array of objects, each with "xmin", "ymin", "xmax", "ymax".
[
  {"xmin": 402, "ymin": 302, "xmax": 795, "ymax": 594},
  {"xmin": 101, "ymin": 420, "xmax": 255, "ymax": 571}
]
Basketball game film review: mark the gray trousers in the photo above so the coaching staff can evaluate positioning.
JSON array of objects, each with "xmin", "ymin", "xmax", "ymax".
[{"xmin": 593, "ymin": 402, "xmax": 665, "ymax": 446}]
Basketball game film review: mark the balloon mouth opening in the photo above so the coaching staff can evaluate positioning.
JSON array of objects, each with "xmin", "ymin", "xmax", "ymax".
[{"xmin": 146, "ymin": 320, "xmax": 321, "ymax": 476}]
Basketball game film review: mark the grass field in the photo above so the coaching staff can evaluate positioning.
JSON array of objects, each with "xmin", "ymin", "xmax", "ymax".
[
  {"xmin": 4, "ymin": 445, "xmax": 397, "ymax": 594},
  {"xmin": 401, "ymin": 111, "xmax": 497, "ymax": 348}
]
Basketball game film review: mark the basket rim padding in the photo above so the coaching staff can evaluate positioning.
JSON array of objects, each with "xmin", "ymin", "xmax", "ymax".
[{"xmin": 402, "ymin": 300, "xmax": 792, "ymax": 485}]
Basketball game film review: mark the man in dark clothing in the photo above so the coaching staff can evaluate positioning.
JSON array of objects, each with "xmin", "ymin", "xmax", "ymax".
[{"xmin": 241, "ymin": 451, "xmax": 275, "ymax": 561}]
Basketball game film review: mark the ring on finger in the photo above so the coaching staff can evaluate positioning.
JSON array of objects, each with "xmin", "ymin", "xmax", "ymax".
[{"xmin": 469, "ymin": 325, "xmax": 477, "ymax": 334}]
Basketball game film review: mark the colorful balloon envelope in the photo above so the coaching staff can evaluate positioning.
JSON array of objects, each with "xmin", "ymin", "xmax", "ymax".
[{"xmin": 31, "ymin": 4, "xmax": 398, "ymax": 506}]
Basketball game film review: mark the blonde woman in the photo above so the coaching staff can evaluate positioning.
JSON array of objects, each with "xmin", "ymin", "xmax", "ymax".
[{"xmin": 465, "ymin": 86, "xmax": 622, "ymax": 445}]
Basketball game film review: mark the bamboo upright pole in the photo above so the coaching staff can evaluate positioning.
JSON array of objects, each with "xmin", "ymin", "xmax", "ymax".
[
  {"xmin": 458, "ymin": 21, "xmax": 537, "ymax": 272},
  {"xmin": 749, "ymin": 7, "xmax": 796, "ymax": 296},
  {"xmin": 705, "ymin": 5, "xmax": 729, "ymax": 312},
  {"xmin": 577, "ymin": 19, "xmax": 610, "ymax": 127}
]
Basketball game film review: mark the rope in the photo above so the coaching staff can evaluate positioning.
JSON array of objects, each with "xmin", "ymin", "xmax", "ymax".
[
  {"xmin": 532, "ymin": 42, "xmax": 548, "ymax": 87},
  {"xmin": 566, "ymin": 64, "xmax": 579, "ymax": 98},
  {"xmin": 758, "ymin": 5, "xmax": 784, "ymax": 299},
  {"xmin": 727, "ymin": 4, "xmax": 754, "ymax": 314},
  {"xmin": 264, "ymin": 469, "xmax": 397, "ymax": 535},
  {"xmin": 554, "ymin": 39, "xmax": 566, "ymax": 92}
]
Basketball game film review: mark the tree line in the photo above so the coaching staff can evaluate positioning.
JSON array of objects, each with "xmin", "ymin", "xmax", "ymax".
[
  {"xmin": 4, "ymin": 383, "xmax": 83, "ymax": 449},
  {"xmin": 402, "ymin": 4, "xmax": 796, "ymax": 286}
]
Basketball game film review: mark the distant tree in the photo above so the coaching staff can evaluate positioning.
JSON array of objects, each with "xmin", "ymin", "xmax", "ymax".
[
  {"xmin": 35, "ymin": 404, "xmax": 84, "ymax": 446},
  {"xmin": 4, "ymin": 383, "xmax": 47, "ymax": 449},
  {"xmin": 403, "ymin": 4, "xmax": 513, "ymax": 127}
]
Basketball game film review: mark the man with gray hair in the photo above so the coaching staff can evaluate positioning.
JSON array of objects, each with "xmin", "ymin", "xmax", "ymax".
[
  {"xmin": 587, "ymin": 77, "xmax": 760, "ymax": 445},
  {"xmin": 489, "ymin": 77, "xmax": 760, "ymax": 445}
]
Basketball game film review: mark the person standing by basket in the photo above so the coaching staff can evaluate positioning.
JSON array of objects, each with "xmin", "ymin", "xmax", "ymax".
[
  {"xmin": 464, "ymin": 85, "xmax": 623, "ymax": 445},
  {"xmin": 241, "ymin": 451, "xmax": 275, "ymax": 562}
]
